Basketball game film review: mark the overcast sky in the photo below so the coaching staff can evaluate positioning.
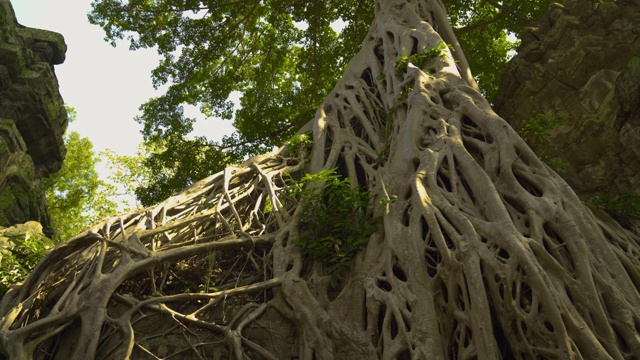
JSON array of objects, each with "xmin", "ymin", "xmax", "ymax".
[{"xmin": 11, "ymin": 0, "xmax": 234, "ymax": 156}]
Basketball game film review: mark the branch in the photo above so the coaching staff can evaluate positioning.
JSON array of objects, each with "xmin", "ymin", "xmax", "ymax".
[
  {"xmin": 455, "ymin": 16, "xmax": 501, "ymax": 34},
  {"xmin": 482, "ymin": 0, "xmax": 530, "ymax": 24},
  {"xmin": 203, "ymin": 122, "xmax": 299, "ymax": 152},
  {"xmin": 123, "ymin": 0, "xmax": 255, "ymax": 14}
]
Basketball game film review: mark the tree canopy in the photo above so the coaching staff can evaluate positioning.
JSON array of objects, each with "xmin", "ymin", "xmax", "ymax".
[
  {"xmin": 101, "ymin": 146, "xmax": 153, "ymax": 209},
  {"xmin": 88, "ymin": 0, "xmax": 556, "ymax": 205}
]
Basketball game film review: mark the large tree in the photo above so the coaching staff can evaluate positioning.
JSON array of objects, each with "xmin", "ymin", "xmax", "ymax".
[
  {"xmin": 87, "ymin": 0, "xmax": 553, "ymax": 205},
  {"xmin": 1, "ymin": 0, "xmax": 639, "ymax": 359}
]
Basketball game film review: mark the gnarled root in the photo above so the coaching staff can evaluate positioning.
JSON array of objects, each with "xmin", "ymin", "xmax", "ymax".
[{"xmin": 1, "ymin": 0, "xmax": 639, "ymax": 359}]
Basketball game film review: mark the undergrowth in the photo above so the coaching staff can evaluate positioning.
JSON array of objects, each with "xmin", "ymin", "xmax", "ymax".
[{"xmin": 0, "ymin": 230, "xmax": 54, "ymax": 298}]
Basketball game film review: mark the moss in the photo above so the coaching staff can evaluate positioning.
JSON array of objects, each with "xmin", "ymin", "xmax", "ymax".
[
  {"xmin": 594, "ymin": 89, "xmax": 620, "ymax": 127},
  {"xmin": 0, "ymin": 188, "xmax": 18, "ymax": 227},
  {"xmin": 0, "ymin": 1, "xmax": 17, "ymax": 38},
  {"xmin": 617, "ymin": 57, "xmax": 640, "ymax": 100},
  {"xmin": 0, "ymin": 120, "xmax": 23, "ymax": 153},
  {"xmin": 0, "ymin": 136, "xmax": 8, "ymax": 155},
  {"xmin": 0, "ymin": 183, "xmax": 34, "ymax": 227},
  {"xmin": 614, "ymin": 56, "xmax": 640, "ymax": 128},
  {"xmin": 0, "ymin": 152, "xmax": 40, "ymax": 226},
  {"xmin": 17, "ymin": 27, "xmax": 67, "ymax": 64},
  {"xmin": 627, "ymin": 56, "xmax": 640, "ymax": 70}
]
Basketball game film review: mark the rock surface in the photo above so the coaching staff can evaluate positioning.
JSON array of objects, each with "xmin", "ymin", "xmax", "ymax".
[
  {"xmin": 493, "ymin": 0, "xmax": 640, "ymax": 198},
  {"xmin": 0, "ymin": 0, "xmax": 67, "ymax": 233}
]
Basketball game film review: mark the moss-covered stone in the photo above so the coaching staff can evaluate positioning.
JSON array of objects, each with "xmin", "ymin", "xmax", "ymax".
[
  {"xmin": 494, "ymin": 0, "xmax": 640, "ymax": 198},
  {"xmin": 0, "ymin": 183, "xmax": 29, "ymax": 227},
  {"xmin": 0, "ymin": 0, "xmax": 67, "ymax": 233},
  {"xmin": 16, "ymin": 27, "xmax": 66, "ymax": 65},
  {"xmin": 615, "ymin": 56, "xmax": 640, "ymax": 125}
]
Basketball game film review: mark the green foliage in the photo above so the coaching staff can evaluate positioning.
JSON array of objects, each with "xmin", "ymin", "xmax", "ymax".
[
  {"xmin": 288, "ymin": 169, "xmax": 379, "ymax": 286},
  {"xmin": 517, "ymin": 112, "xmax": 568, "ymax": 172},
  {"xmin": 595, "ymin": 0, "xmax": 616, "ymax": 6},
  {"xmin": 44, "ymin": 107, "xmax": 118, "ymax": 239},
  {"xmin": 286, "ymin": 132, "xmax": 313, "ymax": 156},
  {"xmin": 0, "ymin": 229, "xmax": 54, "ymax": 297},
  {"xmin": 101, "ymin": 146, "xmax": 153, "ymax": 210},
  {"xmin": 263, "ymin": 196, "xmax": 274, "ymax": 214},
  {"xmin": 587, "ymin": 190, "xmax": 640, "ymax": 227},
  {"xmin": 198, "ymin": 251, "xmax": 219, "ymax": 293},
  {"xmin": 394, "ymin": 42, "xmax": 449, "ymax": 76},
  {"xmin": 537, "ymin": 155, "xmax": 567, "ymax": 173},
  {"xmin": 89, "ymin": 0, "xmax": 375, "ymax": 203},
  {"xmin": 136, "ymin": 135, "xmax": 246, "ymax": 206},
  {"xmin": 518, "ymin": 113, "xmax": 567, "ymax": 147}
]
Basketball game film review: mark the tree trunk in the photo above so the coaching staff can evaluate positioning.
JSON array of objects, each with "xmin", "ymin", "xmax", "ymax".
[{"xmin": 2, "ymin": 0, "xmax": 639, "ymax": 359}]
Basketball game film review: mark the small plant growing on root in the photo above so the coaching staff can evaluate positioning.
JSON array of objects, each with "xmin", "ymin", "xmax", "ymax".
[
  {"xmin": 376, "ymin": 85, "xmax": 414, "ymax": 165},
  {"xmin": 394, "ymin": 41, "xmax": 449, "ymax": 75},
  {"xmin": 518, "ymin": 112, "xmax": 567, "ymax": 147},
  {"xmin": 286, "ymin": 132, "xmax": 313, "ymax": 157},
  {"xmin": 287, "ymin": 169, "xmax": 379, "ymax": 286}
]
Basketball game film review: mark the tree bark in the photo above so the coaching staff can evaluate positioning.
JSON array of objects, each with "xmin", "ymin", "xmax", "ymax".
[{"xmin": 1, "ymin": 0, "xmax": 639, "ymax": 359}]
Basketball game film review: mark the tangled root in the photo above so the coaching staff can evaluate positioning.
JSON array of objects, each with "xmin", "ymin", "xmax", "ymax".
[{"xmin": 2, "ymin": 1, "xmax": 639, "ymax": 359}]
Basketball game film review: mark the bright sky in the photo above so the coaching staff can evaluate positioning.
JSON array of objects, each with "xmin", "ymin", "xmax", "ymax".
[{"xmin": 11, "ymin": 0, "xmax": 235, "ymax": 156}]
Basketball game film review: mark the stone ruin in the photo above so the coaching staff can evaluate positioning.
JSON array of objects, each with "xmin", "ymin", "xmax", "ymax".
[
  {"xmin": 0, "ymin": 0, "xmax": 67, "ymax": 237},
  {"xmin": 493, "ymin": 0, "xmax": 640, "ymax": 198}
]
